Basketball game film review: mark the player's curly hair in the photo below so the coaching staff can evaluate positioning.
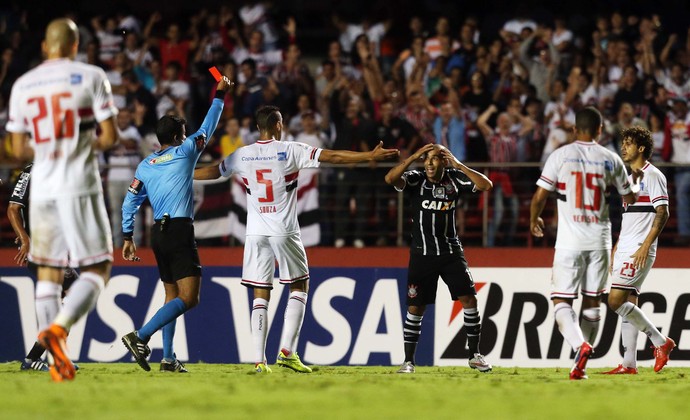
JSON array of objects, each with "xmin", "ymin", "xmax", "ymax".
[{"xmin": 621, "ymin": 126, "xmax": 654, "ymax": 160}]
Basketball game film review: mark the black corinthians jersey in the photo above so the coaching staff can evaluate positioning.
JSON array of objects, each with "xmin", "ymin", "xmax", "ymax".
[{"xmin": 399, "ymin": 168, "xmax": 476, "ymax": 255}]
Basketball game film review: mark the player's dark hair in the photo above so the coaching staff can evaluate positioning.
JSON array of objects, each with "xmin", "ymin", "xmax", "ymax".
[
  {"xmin": 156, "ymin": 115, "xmax": 186, "ymax": 145},
  {"xmin": 255, "ymin": 106, "xmax": 281, "ymax": 132},
  {"xmin": 575, "ymin": 107, "xmax": 602, "ymax": 136},
  {"xmin": 621, "ymin": 126, "xmax": 654, "ymax": 160}
]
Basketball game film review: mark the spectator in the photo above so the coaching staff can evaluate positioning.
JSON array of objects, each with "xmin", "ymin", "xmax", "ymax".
[
  {"xmin": 477, "ymin": 104, "xmax": 520, "ymax": 246},
  {"xmin": 108, "ymin": 108, "xmax": 143, "ymax": 245},
  {"xmin": 144, "ymin": 12, "xmax": 198, "ymax": 80},
  {"xmin": 122, "ymin": 70, "xmax": 158, "ymax": 135},
  {"xmin": 332, "ymin": 14, "xmax": 391, "ymax": 56},
  {"xmin": 218, "ymin": 118, "xmax": 245, "ymax": 157},
  {"xmin": 519, "ymin": 27, "xmax": 560, "ymax": 104},
  {"xmin": 424, "ymin": 17, "xmax": 459, "ymax": 60},
  {"xmin": 107, "ymin": 52, "xmax": 132, "ymax": 109},
  {"xmin": 90, "ymin": 16, "xmax": 123, "ymax": 67},
  {"xmin": 156, "ymin": 61, "xmax": 191, "ymax": 118},
  {"xmin": 662, "ymin": 97, "xmax": 690, "ymax": 244}
]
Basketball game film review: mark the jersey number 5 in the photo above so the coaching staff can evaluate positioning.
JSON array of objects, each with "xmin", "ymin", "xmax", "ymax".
[
  {"xmin": 571, "ymin": 171, "xmax": 603, "ymax": 211},
  {"xmin": 256, "ymin": 169, "xmax": 274, "ymax": 203},
  {"xmin": 28, "ymin": 92, "xmax": 75, "ymax": 143}
]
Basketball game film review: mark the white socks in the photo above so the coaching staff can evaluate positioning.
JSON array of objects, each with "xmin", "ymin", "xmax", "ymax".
[
  {"xmin": 35, "ymin": 281, "xmax": 62, "ymax": 331},
  {"xmin": 615, "ymin": 302, "xmax": 666, "ymax": 347},
  {"xmin": 53, "ymin": 272, "xmax": 104, "ymax": 330},
  {"xmin": 279, "ymin": 291, "xmax": 308, "ymax": 354},
  {"xmin": 251, "ymin": 298, "xmax": 269, "ymax": 364},
  {"xmin": 580, "ymin": 307, "xmax": 601, "ymax": 344},
  {"xmin": 554, "ymin": 302, "xmax": 586, "ymax": 351},
  {"xmin": 621, "ymin": 319, "xmax": 638, "ymax": 368}
]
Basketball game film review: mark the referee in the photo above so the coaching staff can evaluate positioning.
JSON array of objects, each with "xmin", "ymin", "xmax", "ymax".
[
  {"xmin": 120, "ymin": 75, "xmax": 232, "ymax": 373},
  {"xmin": 385, "ymin": 143, "xmax": 493, "ymax": 373}
]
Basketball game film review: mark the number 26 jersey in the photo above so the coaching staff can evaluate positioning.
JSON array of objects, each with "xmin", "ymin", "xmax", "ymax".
[
  {"xmin": 219, "ymin": 139, "xmax": 322, "ymax": 236},
  {"xmin": 536, "ymin": 140, "xmax": 631, "ymax": 250}
]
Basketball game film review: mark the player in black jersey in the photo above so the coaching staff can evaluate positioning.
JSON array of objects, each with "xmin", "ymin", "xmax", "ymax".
[
  {"xmin": 385, "ymin": 143, "xmax": 493, "ymax": 373},
  {"xmin": 8, "ymin": 164, "xmax": 78, "ymax": 372}
]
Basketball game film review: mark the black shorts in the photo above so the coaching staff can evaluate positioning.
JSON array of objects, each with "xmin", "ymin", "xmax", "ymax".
[
  {"xmin": 406, "ymin": 252, "xmax": 476, "ymax": 306},
  {"xmin": 151, "ymin": 218, "xmax": 201, "ymax": 283}
]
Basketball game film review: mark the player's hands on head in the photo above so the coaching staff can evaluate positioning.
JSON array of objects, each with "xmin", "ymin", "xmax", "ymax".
[
  {"xmin": 122, "ymin": 241, "xmax": 141, "ymax": 262},
  {"xmin": 413, "ymin": 143, "xmax": 434, "ymax": 160},
  {"xmin": 439, "ymin": 147, "xmax": 459, "ymax": 167},
  {"xmin": 371, "ymin": 141, "xmax": 400, "ymax": 161},
  {"xmin": 530, "ymin": 217, "xmax": 545, "ymax": 238}
]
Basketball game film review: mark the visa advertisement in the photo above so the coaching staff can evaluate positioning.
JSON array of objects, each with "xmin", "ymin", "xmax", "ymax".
[{"xmin": 1, "ymin": 249, "xmax": 688, "ymax": 368}]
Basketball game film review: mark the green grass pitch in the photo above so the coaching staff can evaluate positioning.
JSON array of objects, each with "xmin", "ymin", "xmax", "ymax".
[{"xmin": 1, "ymin": 363, "xmax": 689, "ymax": 419}]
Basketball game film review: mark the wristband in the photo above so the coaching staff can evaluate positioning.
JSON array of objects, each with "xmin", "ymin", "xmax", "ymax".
[{"xmin": 214, "ymin": 89, "xmax": 226, "ymax": 99}]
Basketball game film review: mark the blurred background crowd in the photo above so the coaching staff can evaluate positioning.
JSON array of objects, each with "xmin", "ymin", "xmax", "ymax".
[{"xmin": 1, "ymin": 0, "xmax": 689, "ymax": 248}]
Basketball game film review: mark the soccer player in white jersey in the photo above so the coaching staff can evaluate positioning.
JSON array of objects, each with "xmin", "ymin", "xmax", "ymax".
[
  {"xmin": 6, "ymin": 18, "xmax": 118, "ymax": 382},
  {"xmin": 602, "ymin": 126, "xmax": 675, "ymax": 374},
  {"xmin": 194, "ymin": 105, "xmax": 398, "ymax": 373},
  {"xmin": 530, "ymin": 107, "xmax": 637, "ymax": 380}
]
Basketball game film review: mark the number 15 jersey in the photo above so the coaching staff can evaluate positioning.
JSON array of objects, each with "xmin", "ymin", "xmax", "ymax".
[
  {"xmin": 6, "ymin": 58, "xmax": 117, "ymax": 199},
  {"xmin": 536, "ymin": 140, "xmax": 631, "ymax": 250},
  {"xmin": 219, "ymin": 139, "xmax": 322, "ymax": 236}
]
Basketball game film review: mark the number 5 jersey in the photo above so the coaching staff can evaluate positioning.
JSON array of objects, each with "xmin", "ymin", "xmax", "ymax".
[{"xmin": 219, "ymin": 140, "xmax": 322, "ymax": 236}]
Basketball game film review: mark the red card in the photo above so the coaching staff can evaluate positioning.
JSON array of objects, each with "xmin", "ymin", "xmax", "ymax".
[{"xmin": 208, "ymin": 67, "xmax": 222, "ymax": 82}]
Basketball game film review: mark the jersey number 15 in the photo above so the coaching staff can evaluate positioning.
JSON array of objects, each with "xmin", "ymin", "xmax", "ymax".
[{"xmin": 571, "ymin": 171, "xmax": 603, "ymax": 211}]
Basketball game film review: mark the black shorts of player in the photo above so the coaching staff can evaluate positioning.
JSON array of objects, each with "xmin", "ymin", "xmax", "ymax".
[
  {"xmin": 406, "ymin": 251, "xmax": 476, "ymax": 306},
  {"xmin": 151, "ymin": 217, "xmax": 201, "ymax": 283}
]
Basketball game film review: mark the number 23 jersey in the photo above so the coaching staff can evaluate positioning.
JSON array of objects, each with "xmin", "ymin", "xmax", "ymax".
[
  {"xmin": 6, "ymin": 58, "xmax": 117, "ymax": 199},
  {"xmin": 219, "ymin": 139, "xmax": 322, "ymax": 236},
  {"xmin": 536, "ymin": 140, "xmax": 631, "ymax": 250}
]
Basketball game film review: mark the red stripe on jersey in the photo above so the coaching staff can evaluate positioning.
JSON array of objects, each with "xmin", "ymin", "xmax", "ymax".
[
  {"xmin": 297, "ymin": 174, "xmax": 318, "ymax": 200},
  {"xmin": 256, "ymin": 140, "xmax": 274, "ymax": 144},
  {"xmin": 642, "ymin": 162, "xmax": 650, "ymax": 171},
  {"xmin": 539, "ymin": 175, "xmax": 554, "ymax": 185},
  {"xmin": 557, "ymin": 182, "xmax": 566, "ymax": 190},
  {"xmin": 241, "ymin": 177, "xmax": 249, "ymax": 186},
  {"xmin": 310, "ymin": 148, "xmax": 317, "ymax": 160},
  {"xmin": 78, "ymin": 108, "xmax": 94, "ymax": 117},
  {"xmin": 637, "ymin": 196, "xmax": 651, "ymax": 203},
  {"xmin": 285, "ymin": 172, "xmax": 299, "ymax": 182},
  {"xmin": 652, "ymin": 196, "xmax": 668, "ymax": 202}
]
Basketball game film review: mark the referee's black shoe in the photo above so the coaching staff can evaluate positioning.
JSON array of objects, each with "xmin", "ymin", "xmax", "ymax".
[
  {"xmin": 160, "ymin": 356, "xmax": 188, "ymax": 373},
  {"xmin": 122, "ymin": 331, "xmax": 151, "ymax": 371}
]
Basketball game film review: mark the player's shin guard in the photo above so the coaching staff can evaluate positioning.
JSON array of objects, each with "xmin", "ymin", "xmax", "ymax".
[
  {"xmin": 554, "ymin": 302, "xmax": 586, "ymax": 351},
  {"xmin": 464, "ymin": 307, "xmax": 481, "ymax": 355},
  {"xmin": 615, "ymin": 302, "xmax": 666, "ymax": 347},
  {"xmin": 53, "ymin": 272, "xmax": 104, "ymax": 330},
  {"xmin": 279, "ymin": 292, "xmax": 308, "ymax": 354},
  {"xmin": 35, "ymin": 281, "xmax": 62, "ymax": 330},
  {"xmin": 252, "ymin": 298, "xmax": 269, "ymax": 364},
  {"xmin": 580, "ymin": 307, "xmax": 601, "ymax": 345},
  {"xmin": 403, "ymin": 312, "xmax": 423, "ymax": 363}
]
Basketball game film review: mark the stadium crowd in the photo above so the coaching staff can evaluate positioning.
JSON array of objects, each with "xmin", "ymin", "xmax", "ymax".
[{"xmin": 1, "ymin": 2, "xmax": 690, "ymax": 247}]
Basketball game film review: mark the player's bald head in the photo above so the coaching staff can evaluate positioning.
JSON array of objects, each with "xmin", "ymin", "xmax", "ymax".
[{"xmin": 43, "ymin": 18, "xmax": 79, "ymax": 58}]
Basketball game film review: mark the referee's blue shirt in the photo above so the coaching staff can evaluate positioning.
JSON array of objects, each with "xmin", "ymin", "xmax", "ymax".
[{"xmin": 121, "ymin": 98, "xmax": 224, "ymax": 237}]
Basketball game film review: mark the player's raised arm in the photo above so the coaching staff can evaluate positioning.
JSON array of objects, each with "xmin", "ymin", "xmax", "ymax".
[
  {"xmin": 384, "ymin": 143, "xmax": 434, "ymax": 189},
  {"xmin": 319, "ymin": 141, "xmax": 399, "ymax": 164}
]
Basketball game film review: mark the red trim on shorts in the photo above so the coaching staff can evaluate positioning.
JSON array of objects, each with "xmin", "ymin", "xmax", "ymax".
[
  {"xmin": 611, "ymin": 283, "xmax": 640, "ymax": 294},
  {"xmin": 29, "ymin": 255, "xmax": 68, "ymax": 267},
  {"xmin": 550, "ymin": 292, "xmax": 577, "ymax": 298},
  {"xmin": 581, "ymin": 288, "xmax": 606, "ymax": 297},
  {"xmin": 241, "ymin": 279, "xmax": 272, "ymax": 288},
  {"xmin": 279, "ymin": 274, "xmax": 309, "ymax": 284}
]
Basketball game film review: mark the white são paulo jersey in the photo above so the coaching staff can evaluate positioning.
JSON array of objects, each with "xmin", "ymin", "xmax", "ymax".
[
  {"xmin": 537, "ymin": 140, "xmax": 631, "ymax": 250},
  {"xmin": 219, "ymin": 139, "xmax": 322, "ymax": 236},
  {"xmin": 618, "ymin": 162, "xmax": 668, "ymax": 256},
  {"xmin": 6, "ymin": 58, "xmax": 117, "ymax": 199}
]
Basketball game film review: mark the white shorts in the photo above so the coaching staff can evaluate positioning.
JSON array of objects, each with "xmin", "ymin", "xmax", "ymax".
[
  {"xmin": 29, "ymin": 194, "xmax": 113, "ymax": 268},
  {"xmin": 241, "ymin": 233, "xmax": 309, "ymax": 289},
  {"xmin": 610, "ymin": 249, "xmax": 655, "ymax": 295},
  {"xmin": 551, "ymin": 249, "xmax": 609, "ymax": 299}
]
